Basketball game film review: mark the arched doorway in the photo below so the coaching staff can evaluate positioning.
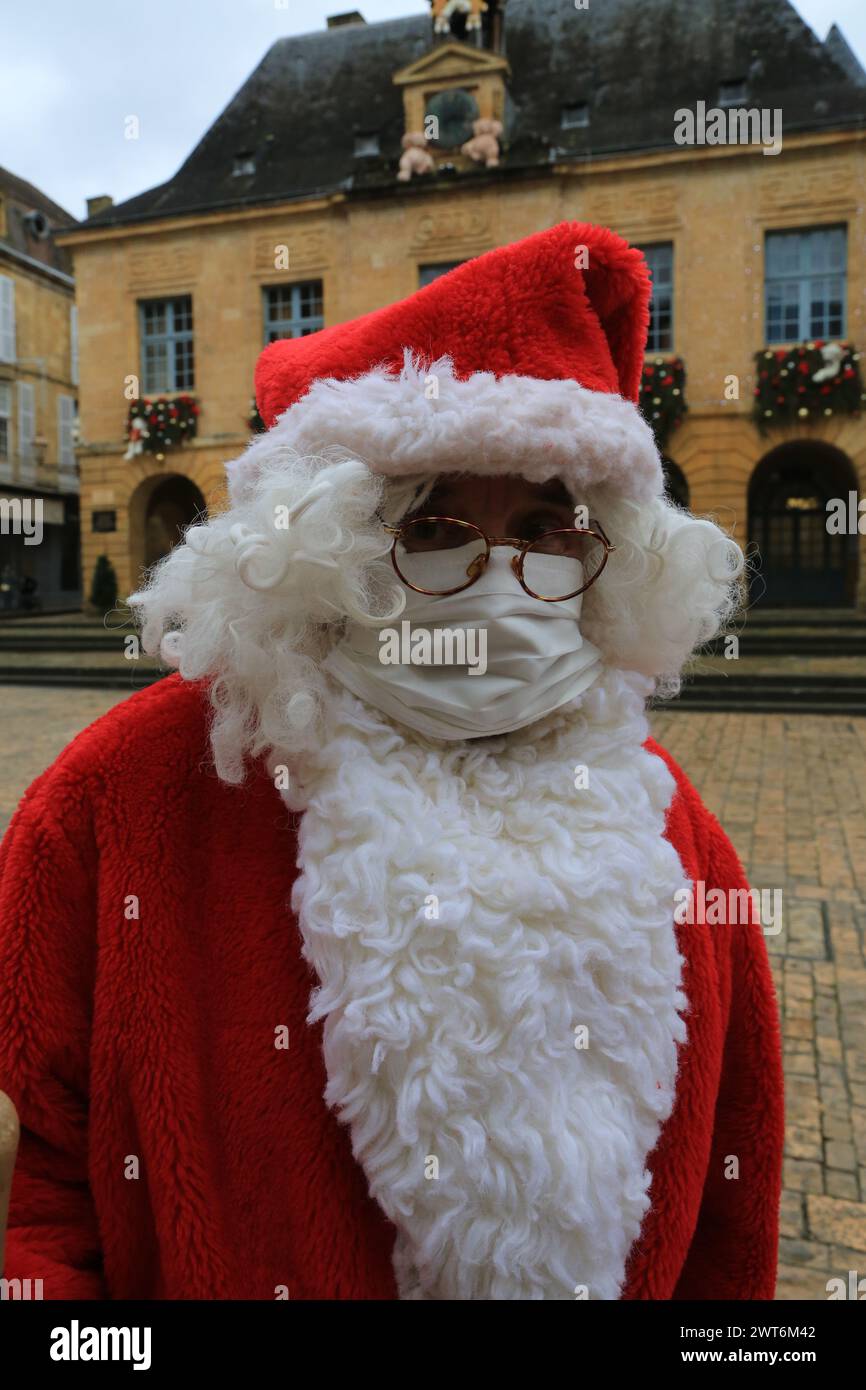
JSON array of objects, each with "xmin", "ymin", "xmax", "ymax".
[
  {"xmin": 662, "ymin": 457, "xmax": 690, "ymax": 510},
  {"xmin": 748, "ymin": 442, "xmax": 859, "ymax": 606},
  {"xmin": 144, "ymin": 476, "xmax": 206, "ymax": 567},
  {"xmin": 129, "ymin": 473, "xmax": 207, "ymax": 582}
]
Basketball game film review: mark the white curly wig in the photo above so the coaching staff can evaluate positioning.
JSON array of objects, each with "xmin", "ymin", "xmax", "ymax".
[{"xmin": 129, "ymin": 439, "xmax": 744, "ymax": 785}]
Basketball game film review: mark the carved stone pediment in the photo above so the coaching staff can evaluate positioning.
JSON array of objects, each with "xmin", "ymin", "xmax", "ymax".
[
  {"xmin": 392, "ymin": 41, "xmax": 509, "ymax": 87},
  {"xmin": 393, "ymin": 40, "xmax": 510, "ymax": 167}
]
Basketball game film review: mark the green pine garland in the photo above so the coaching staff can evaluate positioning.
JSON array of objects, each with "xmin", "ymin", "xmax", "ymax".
[
  {"xmin": 639, "ymin": 357, "xmax": 687, "ymax": 448},
  {"xmin": 753, "ymin": 341, "xmax": 864, "ymax": 434},
  {"xmin": 126, "ymin": 394, "xmax": 199, "ymax": 457}
]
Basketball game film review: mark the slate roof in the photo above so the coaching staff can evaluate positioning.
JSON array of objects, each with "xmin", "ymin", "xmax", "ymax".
[
  {"xmin": 0, "ymin": 165, "xmax": 77, "ymax": 275},
  {"xmin": 79, "ymin": 0, "xmax": 866, "ymax": 231}
]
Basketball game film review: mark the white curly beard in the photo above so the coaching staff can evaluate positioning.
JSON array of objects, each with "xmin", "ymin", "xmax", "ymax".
[{"xmin": 287, "ymin": 667, "xmax": 690, "ymax": 1300}]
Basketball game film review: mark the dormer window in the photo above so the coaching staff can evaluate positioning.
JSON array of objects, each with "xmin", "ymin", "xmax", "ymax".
[
  {"xmin": 561, "ymin": 103, "xmax": 590, "ymax": 129},
  {"xmin": 354, "ymin": 132, "xmax": 380, "ymax": 157},
  {"xmin": 232, "ymin": 152, "xmax": 256, "ymax": 177},
  {"xmin": 718, "ymin": 79, "xmax": 748, "ymax": 107}
]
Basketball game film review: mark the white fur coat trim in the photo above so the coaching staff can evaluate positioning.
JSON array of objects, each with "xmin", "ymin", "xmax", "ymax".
[
  {"xmin": 288, "ymin": 668, "xmax": 690, "ymax": 1300},
  {"xmin": 229, "ymin": 351, "xmax": 665, "ymax": 506}
]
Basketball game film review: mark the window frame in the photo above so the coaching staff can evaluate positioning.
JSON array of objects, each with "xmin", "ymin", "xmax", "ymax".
[
  {"xmin": 418, "ymin": 262, "xmax": 465, "ymax": 289},
  {"xmin": 0, "ymin": 274, "xmax": 15, "ymax": 363},
  {"xmin": 354, "ymin": 132, "xmax": 381, "ymax": 158},
  {"xmin": 638, "ymin": 242, "xmax": 675, "ymax": 354},
  {"xmin": 69, "ymin": 303, "xmax": 79, "ymax": 385},
  {"xmin": 261, "ymin": 281, "xmax": 324, "ymax": 344},
  {"xmin": 764, "ymin": 225, "xmax": 847, "ymax": 345},
  {"xmin": 138, "ymin": 294, "xmax": 195, "ymax": 394},
  {"xmin": 17, "ymin": 380, "xmax": 35, "ymax": 480},
  {"xmin": 718, "ymin": 79, "xmax": 748, "ymax": 107},
  {"xmin": 58, "ymin": 393, "xmax": 76, "ymax": 474},
  {"xmin": 561, "ymin": 103, "xmax": 590, "ymax": 129},
  {"xmin": 0, "ymin": 382, "xmax": 10, "ymax": 470}
]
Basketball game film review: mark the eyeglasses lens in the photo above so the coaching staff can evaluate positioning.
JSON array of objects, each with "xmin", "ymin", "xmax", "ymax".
[
  {"xmin": 522, "ymin": 530, "xmax": 605, "ymax": 599},
  {"xmin": 394, "ymin": 519, "xmax": 606, "ymax": 599},
  {"xmin": 395, "ymin": 519, "xmax": 487, "ymax": 593}
]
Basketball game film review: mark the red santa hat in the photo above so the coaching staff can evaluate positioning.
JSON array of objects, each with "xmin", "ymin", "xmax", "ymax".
[{"xmin": 228, "ymin": 220, "xmax": 664, "ymax": 506}]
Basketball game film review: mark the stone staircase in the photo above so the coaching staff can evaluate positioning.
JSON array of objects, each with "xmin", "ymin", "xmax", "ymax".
[
  {"xmin": 659, "ymin": 608, "xmax": 866, "ymax": 715},
  {"xmin": 706, "ymin": 608, "xmax": 866, "ymax": 657},
  {"xmin": 0, "ymin": 612, "xmax": 163, "ymax": 689},
  {"xmin": 1, "ymin": 607, "xmax": 865, "ymax": 713},
  {"xmin": 665, "ymin": 670, "xmax": 866, "ymax": 716}
]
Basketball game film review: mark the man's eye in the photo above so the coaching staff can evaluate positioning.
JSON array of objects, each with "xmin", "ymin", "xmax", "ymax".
[
  {"xmin": 521, "ymin": 515, "xmax": 566, "ymax": 540},
  {"xmin": 405, "ymin": 519, "xmax": 452, "ymax": 551}
]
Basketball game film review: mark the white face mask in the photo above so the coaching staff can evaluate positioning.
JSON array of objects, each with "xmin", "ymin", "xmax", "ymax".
[{"xmin": 322, "ymin": 548, "xmax": 603, "ymax": 741}]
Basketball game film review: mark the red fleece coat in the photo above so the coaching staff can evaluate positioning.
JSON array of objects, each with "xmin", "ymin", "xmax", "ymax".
[{"xmin": 0, "ymin": 675, "xmax": 783, "ymax": 1300}]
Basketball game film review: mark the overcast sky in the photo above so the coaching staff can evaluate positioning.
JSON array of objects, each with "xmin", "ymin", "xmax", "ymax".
[{"xmin": 2, "ymin": 0, "xmax": 864, "ymax": 221}]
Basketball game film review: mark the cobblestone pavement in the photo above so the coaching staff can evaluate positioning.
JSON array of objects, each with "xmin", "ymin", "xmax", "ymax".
[
  {"xmin": 652, "ymin": 708, "xmax": 866, "ymax": 1300},
  {"xmin": 1, "ymin": 685, "xmax": 864, "ymax": 1300},
  {"xmin": 0, "ymin": 686, "xmax": 128, "ymax": 834}
]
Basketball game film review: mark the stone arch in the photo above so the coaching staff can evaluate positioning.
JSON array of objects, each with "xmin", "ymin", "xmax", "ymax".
[
  {"xmin": 747, "ymin": 440, "xmax": 859, "ymax": 606},
  {"xmin": 128, "ymin": 472, "xmax": 207, "ymax": 584}
]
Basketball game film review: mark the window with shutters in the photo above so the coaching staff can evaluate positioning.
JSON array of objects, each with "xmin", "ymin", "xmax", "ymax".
[
  {"xmin": 0, "ymin": 275, "xmax": 15, "ymax": 362},
  {"xmin": 58, "ymin": 394, "xmax": 76, "ymax": 473},
  {"xmin": 17, "ymin": 381, "xmax": 35, "ymax": 475},
  {"xmin": 0, "ymin": 383, "xmax": 10, "ymax": 467},
  {"xmin": 70, "ymin": 304, "xmax": 79, "ymax": 385}
]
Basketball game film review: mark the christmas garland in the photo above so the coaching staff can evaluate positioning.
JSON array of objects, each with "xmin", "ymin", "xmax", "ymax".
[
  {"xmin": 125, "ymin": 394, "xmax": 199, "ymax": 460},
  {"xmin": 639, "ymin": 357, "xmax": 687, "ymax": 448},
  {"xmin": 753, "ymin": 340, "xmax": 864, "ymax": 433}
]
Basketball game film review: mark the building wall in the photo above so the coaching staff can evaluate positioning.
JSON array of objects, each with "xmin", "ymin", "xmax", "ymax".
[
  {"xmin": 0, "ymin": 246, "xmax": 80, "ymax": 609},
  {"xmin": 67, "ymin": 129, "xmax": 866, "ymax": 606}
]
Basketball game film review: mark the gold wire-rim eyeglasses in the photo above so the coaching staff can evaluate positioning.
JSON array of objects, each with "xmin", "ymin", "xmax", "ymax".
[{"xmin": 381, "ymin": 515, "xmax": 616, "ymax": 601}]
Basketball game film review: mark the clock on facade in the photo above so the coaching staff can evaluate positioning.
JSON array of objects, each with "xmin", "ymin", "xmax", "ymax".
[{"xmin": 425, "ymin": 88, "xmax": 480, "ymax": 148}]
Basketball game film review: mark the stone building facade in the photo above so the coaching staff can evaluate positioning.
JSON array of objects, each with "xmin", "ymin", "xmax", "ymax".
[
  {"xmin": 0, "ymin": 167, "xmax": 80, "ymax": 611},
  {"xmin": 59, "ymin": 0, "xmax": 866, "ymax": 607}
]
